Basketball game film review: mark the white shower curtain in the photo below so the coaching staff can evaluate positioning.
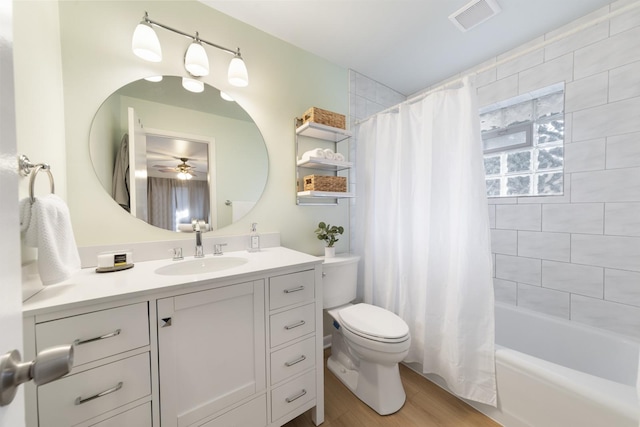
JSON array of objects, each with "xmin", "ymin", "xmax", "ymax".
[{"xmin": 354, "ymin": 77, "xmax": 497, "ymax": 406}]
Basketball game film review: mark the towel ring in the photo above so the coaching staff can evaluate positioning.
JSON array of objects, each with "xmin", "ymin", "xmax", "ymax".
[
  {"xmin": 19, "ymin": 155, "xmax": 55, "ymax": 203},
  {"xmin": 29, "ymin": 164, "xmax": 55, "ymax": 203}
]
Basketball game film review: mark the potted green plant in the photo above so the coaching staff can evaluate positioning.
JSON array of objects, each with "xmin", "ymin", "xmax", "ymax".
[{"xmin": 315, "ymin": 221, "xmax": 344, "ymax": 258}]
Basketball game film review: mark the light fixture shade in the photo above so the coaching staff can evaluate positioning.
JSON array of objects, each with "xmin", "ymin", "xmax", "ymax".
[
  {"xmin": 144, "ymin": 75, "xmax": 163, "ymax": 82},
  {"xmin": 228, "ymin": 54, "xmax": 249, "ymax": 87},
  {"xmin": 182, "ymin": 77, "xmax": 204, "ymax": 93},
  {"xmin": 184, "ymin": 41, "xmax": 209, "ymax": 76},
  {"xmin": 220, "ymin": 91, "xmax": 234, "ymax": 101},
  {"xmin": 132, "ymin": 22, "xmax": 162, "ymax": 62}
]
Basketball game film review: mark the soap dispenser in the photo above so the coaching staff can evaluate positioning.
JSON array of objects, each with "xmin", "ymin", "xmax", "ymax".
[{"xmin": 248, "ymin": 223, "xmax": 260, "ymax": 252}]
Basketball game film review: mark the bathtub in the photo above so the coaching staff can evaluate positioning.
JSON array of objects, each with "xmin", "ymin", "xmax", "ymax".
[
  {"xmin": 471, "ymin": 302, "xmax": 640, "ymax": 427},
  {"xmin": 408, "ymin": 302, "xmax": 640, "ymax": 426}
]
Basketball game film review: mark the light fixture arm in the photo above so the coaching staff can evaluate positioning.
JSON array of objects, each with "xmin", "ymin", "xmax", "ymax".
[{"xmin": 141, "ymin": 12, "xmax": 238, "ymax": 56}]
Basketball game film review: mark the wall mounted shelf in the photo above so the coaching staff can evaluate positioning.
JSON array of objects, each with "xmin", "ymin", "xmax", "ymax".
[{"xmin": 295, "ymin": 119, "xmax": 353, "ymax": 206}]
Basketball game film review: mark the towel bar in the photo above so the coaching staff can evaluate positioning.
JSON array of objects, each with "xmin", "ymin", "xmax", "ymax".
[{"xmin": 19, "ymin": 154, "xmax": 55, "ymax": 203}]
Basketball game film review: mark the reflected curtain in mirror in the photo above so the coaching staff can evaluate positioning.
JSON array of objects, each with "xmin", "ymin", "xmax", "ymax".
[{"xmin": 147, "ymin": 177, "xmax": 210, "ymax": 231}]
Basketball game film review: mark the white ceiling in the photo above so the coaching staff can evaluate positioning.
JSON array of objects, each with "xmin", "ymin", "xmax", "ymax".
[{"xmin": 200, "ymin": 0, "xmax": 613, "ymax": 95}]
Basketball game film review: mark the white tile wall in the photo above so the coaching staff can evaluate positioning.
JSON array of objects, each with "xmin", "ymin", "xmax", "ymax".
[
  {"xmin": 480, "ymin": 1, "xmax": 640, "ymax": 337},
  {"xmin": 517, "ymin": 231, "xmax": 570, "ymax": 262},
  {"xmin": 491, "ymin": 229, "xmax": 517, "ymax": 255},
  {"xmin": 542, "ymin": 260, "xmax": 604, "ymax": 298},
  {"xmin": 606, "ymin": 132, "xmax": 640, "ymax": 169},
  {"xmin": 604, "ymin": 202, "xmax": 640, "ymax": 236},
  {"xmin": 542, "ymin": 203, "xmax": 604, "ymax": 234},
  {"xmin": 517, "ymin": 283, "xmax": 570, "ymax": 319},
  {"xmin": 604, "ymin": 268, "xmax": 640, "ymax": 307},
  {"xmin": 350, "ymin": 1, "xmax": 640, "ymax": 338}
]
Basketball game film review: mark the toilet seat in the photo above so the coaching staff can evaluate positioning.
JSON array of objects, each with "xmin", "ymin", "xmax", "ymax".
[{"xmin": 339, "ymin": 303, "xmax": 409, "ymax": 344}]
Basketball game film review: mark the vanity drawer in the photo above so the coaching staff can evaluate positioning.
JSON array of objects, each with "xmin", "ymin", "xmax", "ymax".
[
  {"xmin": 88, "ymin": 402, "xmax": 151, "ymax": 427},
  {"xmin": 36, "ymin": 302, "xmax": 149, "ymax": 366},
  {"xmin": 271, "ymin": 370, "xmax": 316, "ymax": 422},
  {"xmin": 200, "ymin": 394, "xmax": 266, "ymax": 427},
  {"xmin": 270, "ymin": 303, "xmax": 315, "ymax": 348},
  {"xmin": 270, "ymin": 336, "xmax": 316, "ymax": 385},
  {"xmin": 38, "ymin": 353, "xmax": 151, "ymax": 427},
  {"xmin": 269, "ymin": 270, "xmax": 315, "ymax": 310}
]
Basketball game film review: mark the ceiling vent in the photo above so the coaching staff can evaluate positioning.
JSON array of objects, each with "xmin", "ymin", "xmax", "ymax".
[{"xmin": 449, "ymin": 0, "xmax": 501, "ymax": 32}]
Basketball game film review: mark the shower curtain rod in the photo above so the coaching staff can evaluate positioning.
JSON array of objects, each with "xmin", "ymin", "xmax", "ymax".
[{"xmin": 355, "ymin": 0, "xmax": 640, "ymax": 125}]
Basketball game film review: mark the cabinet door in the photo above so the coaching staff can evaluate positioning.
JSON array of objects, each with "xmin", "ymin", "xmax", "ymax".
[{"xmin": 157, "ymin": 281, "xmax": 266, "ymax": 427}]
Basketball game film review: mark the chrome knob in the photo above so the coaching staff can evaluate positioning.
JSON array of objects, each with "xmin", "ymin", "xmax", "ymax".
[{"xmin": 0, "ymin": 345, "xmax": 74, "ymax": 406}]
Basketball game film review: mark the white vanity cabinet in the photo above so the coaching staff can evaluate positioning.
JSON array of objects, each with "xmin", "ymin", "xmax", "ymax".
[
  {"xmin": 267, "ymin": 270, "xmax": 321, "ymax": 424},
  {"xmin": 25, "ymin": 302, "xmax": 153, "ymax": 427},
  {"xmin": 22, "ymin": 247, "xmax": 324, "ymax": 427},
  {"xmin": 156, "ymin": 280, "xmax": 266, "ymax": 427}
]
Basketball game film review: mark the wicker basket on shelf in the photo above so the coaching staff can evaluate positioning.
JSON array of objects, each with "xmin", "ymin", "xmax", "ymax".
[
  {"xmin": 297, "ymin": 107, "xmax": 346, "ymax": 130},
  {"xmin": 303, "ymin": 175, "xmax": 347, "ymax": 192}
]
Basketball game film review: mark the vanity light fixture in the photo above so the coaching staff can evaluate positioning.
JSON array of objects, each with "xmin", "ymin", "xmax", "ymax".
[
  {"xmin": 184, "ymin": 34, "xmax": 209, "ymax": 77},
  {"xmin": 132, "ymin": 18, "xmax": 162, "ymax": 62},
  {"xmin": 182, "ymin": 77, "xmax": 204, "ymax": 93},
  {"xmin": 132, "ymin": 12, "xmax": 249, "ymax": 87},
  {"xmin": 220, "ymin": 91, "xmax": 234, "ymax": 101}
]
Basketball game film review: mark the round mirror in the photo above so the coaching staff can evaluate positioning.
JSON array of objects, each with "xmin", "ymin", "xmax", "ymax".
[{"xmin": 89, "ymin": 76, "xmax": 268, "ymax": 232}]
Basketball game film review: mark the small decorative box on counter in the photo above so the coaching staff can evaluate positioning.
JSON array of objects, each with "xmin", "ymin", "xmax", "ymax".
[
  {"xmin": 303, "ymin": 175, "xmax": 347, "ymax": 192},
  {"xmin": 296, "ymin": 107, "xmax": 346, "ymax": 130}
]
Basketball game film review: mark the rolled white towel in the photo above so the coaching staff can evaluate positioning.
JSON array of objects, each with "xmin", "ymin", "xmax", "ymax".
[
  {"xmin": 334, "ymin": 152, "xmax": 345, "ymax": 162},
  {"xmin": 301, "ymin": 148, "xmax": 325, "ymax": 161},
  {"xmin": 323, "ymin": 149, "xmax": 335, "ymax": 160}
]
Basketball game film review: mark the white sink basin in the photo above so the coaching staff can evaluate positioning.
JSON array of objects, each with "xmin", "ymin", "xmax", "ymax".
[{"xmin": 155, "ymin": 257, "xmax": 248, "ymax": 276}]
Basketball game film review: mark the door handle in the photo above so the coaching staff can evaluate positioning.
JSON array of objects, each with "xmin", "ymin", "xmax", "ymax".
[{"xmin": 0, "ymin": 345, "xmax": 74, "ymax": 406}]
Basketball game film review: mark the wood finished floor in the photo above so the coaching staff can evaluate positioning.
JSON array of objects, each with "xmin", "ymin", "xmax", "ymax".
[{"xmin": 283, "ymin": 350, "xmax": 500, "ymax": 427}]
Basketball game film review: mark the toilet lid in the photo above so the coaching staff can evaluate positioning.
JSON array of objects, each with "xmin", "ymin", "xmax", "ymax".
[{"xmin": 339, "ymin": 303, "xmax": 409, "ymax": 340}]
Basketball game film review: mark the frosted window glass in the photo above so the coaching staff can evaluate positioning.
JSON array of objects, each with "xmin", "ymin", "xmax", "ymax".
[
  {"xmin": 537, "ymin": 147, "xmax": 563, "ymax": 170},
  {"xmin": 503, "ymin": 100, "xmax": 533, "ymax": 127},
  {"xmin": 480, "ymin": 109, "xmax": 502, "ymax": 132},
  {"xmin": 537, "ymin": 172, "xmax": 563, "ymax": 194},
  {"xmin": 507, "ymin": 151, "xmax": 532, "ymax": 173},
  {"xmin": 507, "ymin": 176, "xmax": 531, "ymax": 195},
  {"xmin": 484, "ymin": 156, "xmax": 501, "ymax": 175},
  {"xmin": 536, "ymin": 119, "xmax": 564, "ymax": 144},
  {"xmin": 536, "ymin": 92, "xmax": 564, "ymax": 119},
  {"xmin": 481, "ymin": 82, "xmax": 564, "ymax": 198}
]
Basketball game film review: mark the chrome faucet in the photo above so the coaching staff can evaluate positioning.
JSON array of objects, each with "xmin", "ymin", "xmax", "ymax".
[{"xmin": 194, "ymin": 221, "xmax": 204, "ymax": 258}]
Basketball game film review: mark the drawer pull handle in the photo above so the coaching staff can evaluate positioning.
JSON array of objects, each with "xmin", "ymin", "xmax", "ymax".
[
  {"xmin": 285, "ymin": 389, "xmax": 307, "ymax": 403},
  {"xmin": 75, "ymin": 381, "xmax": 123, "ymax": 405},
  {"xmin": 284, "ymin": 286, "xmax": 305, "ymax": 294},
  {"xmin": 74, "ymin": 329, "xmax": 121, "ymax": 346},
  {"xmin": 284, "ymin": 320, "xmax": 305, "ymax": 330},
  {"xmin": 285, "ymin": 355, "xmax": 307, "ymax": 367}
]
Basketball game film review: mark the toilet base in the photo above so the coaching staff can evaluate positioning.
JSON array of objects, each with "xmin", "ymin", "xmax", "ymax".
[{"xmin": 327, "ymin": 353, "xmax": 406, "ymax": 415}]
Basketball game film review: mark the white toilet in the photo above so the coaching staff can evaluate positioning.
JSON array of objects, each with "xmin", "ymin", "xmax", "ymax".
[{"xmin": 322, "ymin": 254, "xmax": 411, "ymax": 415}]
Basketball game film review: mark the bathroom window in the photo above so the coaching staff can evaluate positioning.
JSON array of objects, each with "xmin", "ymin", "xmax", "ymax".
[{"xmin": 480, "ymin": 83, "xmax": 565, "ymax": 197}]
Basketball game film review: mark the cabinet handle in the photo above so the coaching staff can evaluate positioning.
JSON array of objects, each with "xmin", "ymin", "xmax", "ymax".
[
  {"xmin": 75, "ymin": 381, "xmax": 123, "ymax": 405},
  {"xmin": 285, "ymin": 389, "xmax": 307, "ymax": 403},
  {"xmin": 284, "ymin": 285, "xmax": 305, "ymax": 294},
  {"xmin": 284, "ymin": 320, "xmax": 305, "ymax": 330},
  {"xmin": 285, "ymin": 355, "xmax": 307, "ymax": 367},
  {"xmin": 73, "ymin": 329, "xmax": 121, "ymax": 346}
]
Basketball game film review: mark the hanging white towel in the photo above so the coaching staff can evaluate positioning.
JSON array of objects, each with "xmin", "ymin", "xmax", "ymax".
[{"xmin": 20, "ymin": 194, "xmax": 81, "ymax": 285}]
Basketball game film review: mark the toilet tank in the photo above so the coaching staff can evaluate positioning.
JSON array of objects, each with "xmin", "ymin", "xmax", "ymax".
[{"xmin": 322, "ymin": 254, "xmax": 360, "ymax": 309}]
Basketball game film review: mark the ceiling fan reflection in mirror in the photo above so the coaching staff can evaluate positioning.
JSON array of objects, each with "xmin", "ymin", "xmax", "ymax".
[{"xmin": 153, "ymin": 157, "xmax": 198, "ymax": 180}]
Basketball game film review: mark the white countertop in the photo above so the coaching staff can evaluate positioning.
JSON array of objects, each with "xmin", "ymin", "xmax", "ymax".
[{"xmin": 23, "ymin": 247, "xmax": 322, "ymax": 317}]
